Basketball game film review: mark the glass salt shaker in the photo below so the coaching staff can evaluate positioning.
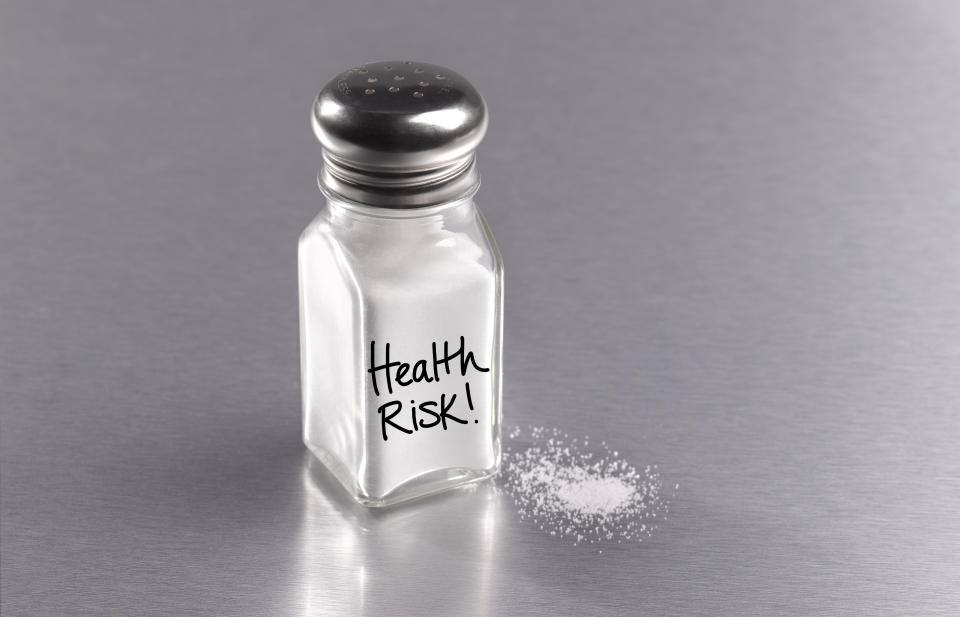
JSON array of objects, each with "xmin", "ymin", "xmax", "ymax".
[{"xmin": 299, "ymin": 61, "xmax": 503, "ymax": 507}]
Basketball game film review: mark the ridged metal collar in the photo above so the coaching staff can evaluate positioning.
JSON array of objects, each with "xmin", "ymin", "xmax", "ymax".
[{"xmin": 312, "ymin": 61, "xmax": 487, "ymax": 208}]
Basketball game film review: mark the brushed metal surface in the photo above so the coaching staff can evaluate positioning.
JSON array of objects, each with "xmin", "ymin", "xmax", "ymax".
[{"xmin": 2, "ymin": 1, "xmax": 959, "ymax": 615}]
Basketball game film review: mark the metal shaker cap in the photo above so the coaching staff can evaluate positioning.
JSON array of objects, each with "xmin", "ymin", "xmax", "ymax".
[{"xmin": 312, "ymin": 61, "xmax": 488, "ymax": 208}]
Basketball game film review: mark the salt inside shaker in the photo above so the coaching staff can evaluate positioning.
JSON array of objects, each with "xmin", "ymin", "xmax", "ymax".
[{"xmin": 299, "ymin": 61, "xmax": 503, "ymax": 507}]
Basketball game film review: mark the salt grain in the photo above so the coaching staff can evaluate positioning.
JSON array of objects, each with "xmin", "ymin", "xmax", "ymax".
[{"xmin": 498, "ymin": 426, "xmax": 675, "ymax": 546}]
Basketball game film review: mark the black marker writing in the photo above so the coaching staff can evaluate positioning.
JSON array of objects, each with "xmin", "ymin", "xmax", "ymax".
[{"xmin": 369, "ymin": 337, "xmax": 486, "ymax": 441}]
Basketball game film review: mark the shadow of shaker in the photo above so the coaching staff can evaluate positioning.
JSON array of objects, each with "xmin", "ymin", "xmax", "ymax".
[{"xmin": 298, "ymin": 454, "xmax": 503, "ymax": 616}]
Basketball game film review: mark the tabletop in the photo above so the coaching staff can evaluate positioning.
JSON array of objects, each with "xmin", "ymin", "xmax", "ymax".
[{"xmin": 2, "ymin": 1, "xmax": 959, "ymax": 615}]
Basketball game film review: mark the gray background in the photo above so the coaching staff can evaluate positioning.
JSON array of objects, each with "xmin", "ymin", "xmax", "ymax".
[{"xmin": 2, "ymin": 1, "xmax": 959, "ymax": 615}]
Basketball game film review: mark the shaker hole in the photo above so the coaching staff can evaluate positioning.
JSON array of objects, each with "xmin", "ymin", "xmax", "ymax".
[
  {"xmin": 393, "ymin": 75, "xmax": 405, "ymax": 81},
  {"xmin": 388, "ymin": 86, "xmax": 400, "ymax": 93},
  {"xmin": 364, "ymin": 88, "xmax": 376, "ymax": 95},
  {"xmin": 367, "ymin": 77, "xmax": 378, "ymax": 83},
  {"xmin": 435, "ymin": 74, "xmax": 446, "ymax": 80},
  {"xmin": 418, "ymin": 81, "xmax": 429, "ymax": 87},
  {"xmin": 413, "ymin": 91, "xmax": 424, "ymax": 98},
  {"xmin": 414, "ymin": 67, "xmax": 425, "ymax": 73}
]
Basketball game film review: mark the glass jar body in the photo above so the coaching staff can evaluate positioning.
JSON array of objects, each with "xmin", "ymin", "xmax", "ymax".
[{"xmin": 298, "ymin": 196, "xmax": 503, "ymax": 507}]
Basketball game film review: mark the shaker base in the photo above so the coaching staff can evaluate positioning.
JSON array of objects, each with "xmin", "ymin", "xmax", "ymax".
[{"xmin": 305, "ymin": 441, "xmax": 499, "ymax": 508}]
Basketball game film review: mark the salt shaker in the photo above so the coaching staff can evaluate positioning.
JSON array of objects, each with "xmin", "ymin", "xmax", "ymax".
[{"xmin": 299, "ymin": 61, "xmax": 503, "ymax": 507}]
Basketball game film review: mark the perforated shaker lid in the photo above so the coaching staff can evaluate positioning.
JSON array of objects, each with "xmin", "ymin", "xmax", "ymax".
[{"xmin": 312, "ymin": 61, "xmax": 488, "ymax": 208}]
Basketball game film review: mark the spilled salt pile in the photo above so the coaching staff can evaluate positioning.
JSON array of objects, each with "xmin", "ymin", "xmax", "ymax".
[
  {"xmin": 499, "ymin": 426, "xmax": 674, "ymax": 546},
  {"xmin": 555, "ymin": 475, "xmax": 635, "ymax": 515}
]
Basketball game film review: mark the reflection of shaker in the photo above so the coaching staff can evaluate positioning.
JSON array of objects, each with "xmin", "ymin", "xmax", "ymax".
[
  {"xmin": 300, "ymin": 458, "xmax": 502, "ymax": 616},
  {"xmin": 299, "ymin": 61, "xmax": 503, "ymax": 507}
]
